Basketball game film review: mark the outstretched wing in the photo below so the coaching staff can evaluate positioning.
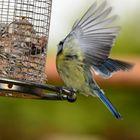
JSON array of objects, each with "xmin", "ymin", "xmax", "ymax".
[{"xmin": 71, "ymin": 0, "xmax": 120, "ymax": 66}]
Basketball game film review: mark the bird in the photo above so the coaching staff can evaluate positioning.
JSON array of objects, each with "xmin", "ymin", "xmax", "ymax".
[{"xmin": 56, "ymin": 1, "xmax": 133, "ymax": 119}]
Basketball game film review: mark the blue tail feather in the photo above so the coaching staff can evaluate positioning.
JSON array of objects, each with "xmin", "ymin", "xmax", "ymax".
[{"xmin": 94, "ymin": 88, "xmax": 122, "ymax": 119}]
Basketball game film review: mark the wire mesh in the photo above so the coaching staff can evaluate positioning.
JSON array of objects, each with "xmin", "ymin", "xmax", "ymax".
[{"xmin": 0, "ymin": 0, "xmax": 52, "ymax": 84}]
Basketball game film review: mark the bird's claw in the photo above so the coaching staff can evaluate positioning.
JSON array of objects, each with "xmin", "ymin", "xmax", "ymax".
[{"xmin": 56, "ymin": 86, "xmax": 77, "ymax": 102}]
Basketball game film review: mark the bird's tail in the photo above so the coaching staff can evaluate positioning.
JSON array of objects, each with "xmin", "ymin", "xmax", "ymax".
[{"xmin": 92, "ymin": 87, "xmax": 122, "ymax": 119}]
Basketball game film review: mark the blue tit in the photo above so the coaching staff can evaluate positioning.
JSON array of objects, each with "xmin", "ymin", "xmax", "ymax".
[{"xmin": 56, "ymin": 1, "xmax": 133, "ymax": 119}]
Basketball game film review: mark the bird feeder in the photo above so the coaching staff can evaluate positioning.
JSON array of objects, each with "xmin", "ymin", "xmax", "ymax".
[{"xmin": 0, "ymin": 0, "xmax": 76, "ymax": 102}]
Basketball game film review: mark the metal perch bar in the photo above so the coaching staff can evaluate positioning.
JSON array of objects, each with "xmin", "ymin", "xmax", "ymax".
[{"xmin": 0, "ymin": 77, "xmax": 77, "ymax": 102}]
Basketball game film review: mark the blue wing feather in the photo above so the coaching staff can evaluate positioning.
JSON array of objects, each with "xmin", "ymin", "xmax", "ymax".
[
  {"xmin": 72, "ymin": 0, "xmax": 120, "ymax": 66},
  {"xmin": 93, "ymin": 58, "xmax": 134, "ymax": 78}
]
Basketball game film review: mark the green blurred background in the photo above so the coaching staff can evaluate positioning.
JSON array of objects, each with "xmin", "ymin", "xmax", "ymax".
[{"xmin": 0, "ymin": 0, "xmax": 140, "ymax": 140}]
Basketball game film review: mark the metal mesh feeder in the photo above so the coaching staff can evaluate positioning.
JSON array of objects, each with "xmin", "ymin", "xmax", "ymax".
[{"xmin": 0, "ymin": 0, "xmax": 76, "ymax": 102}]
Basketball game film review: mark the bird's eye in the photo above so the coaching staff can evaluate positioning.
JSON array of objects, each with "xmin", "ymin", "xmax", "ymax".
[
  {"xmin": 59, "ymin": 41, "xmax": 63, "ymax": 46},
  {"xmin": 57, "ymin": 41, "xmax": 64, "ymax": 55}
]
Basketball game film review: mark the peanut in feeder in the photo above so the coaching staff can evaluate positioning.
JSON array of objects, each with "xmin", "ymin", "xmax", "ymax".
[{"xmin": 0, "ymin": 0, "xmax": 76, "ymax": 102}]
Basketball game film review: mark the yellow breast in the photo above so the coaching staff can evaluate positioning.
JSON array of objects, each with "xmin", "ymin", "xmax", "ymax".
[{"xmin": 56, "ymin": 51, "xmax": 85, "ymax": 90}]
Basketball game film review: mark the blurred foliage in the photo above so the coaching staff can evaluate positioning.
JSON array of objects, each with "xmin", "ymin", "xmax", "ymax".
[
  {"xmin": 112, "ymin": 14, "xmax": 140, "ymax": 55},
  {"xmin": 0, "ymin": 87, "xmax": 140, "ymax": 140}
]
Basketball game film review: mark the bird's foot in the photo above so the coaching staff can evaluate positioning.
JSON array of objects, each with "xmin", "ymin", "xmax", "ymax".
[{"xmin": 56, "ymin": 86, "xmax": 77, "ymax": 102}]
